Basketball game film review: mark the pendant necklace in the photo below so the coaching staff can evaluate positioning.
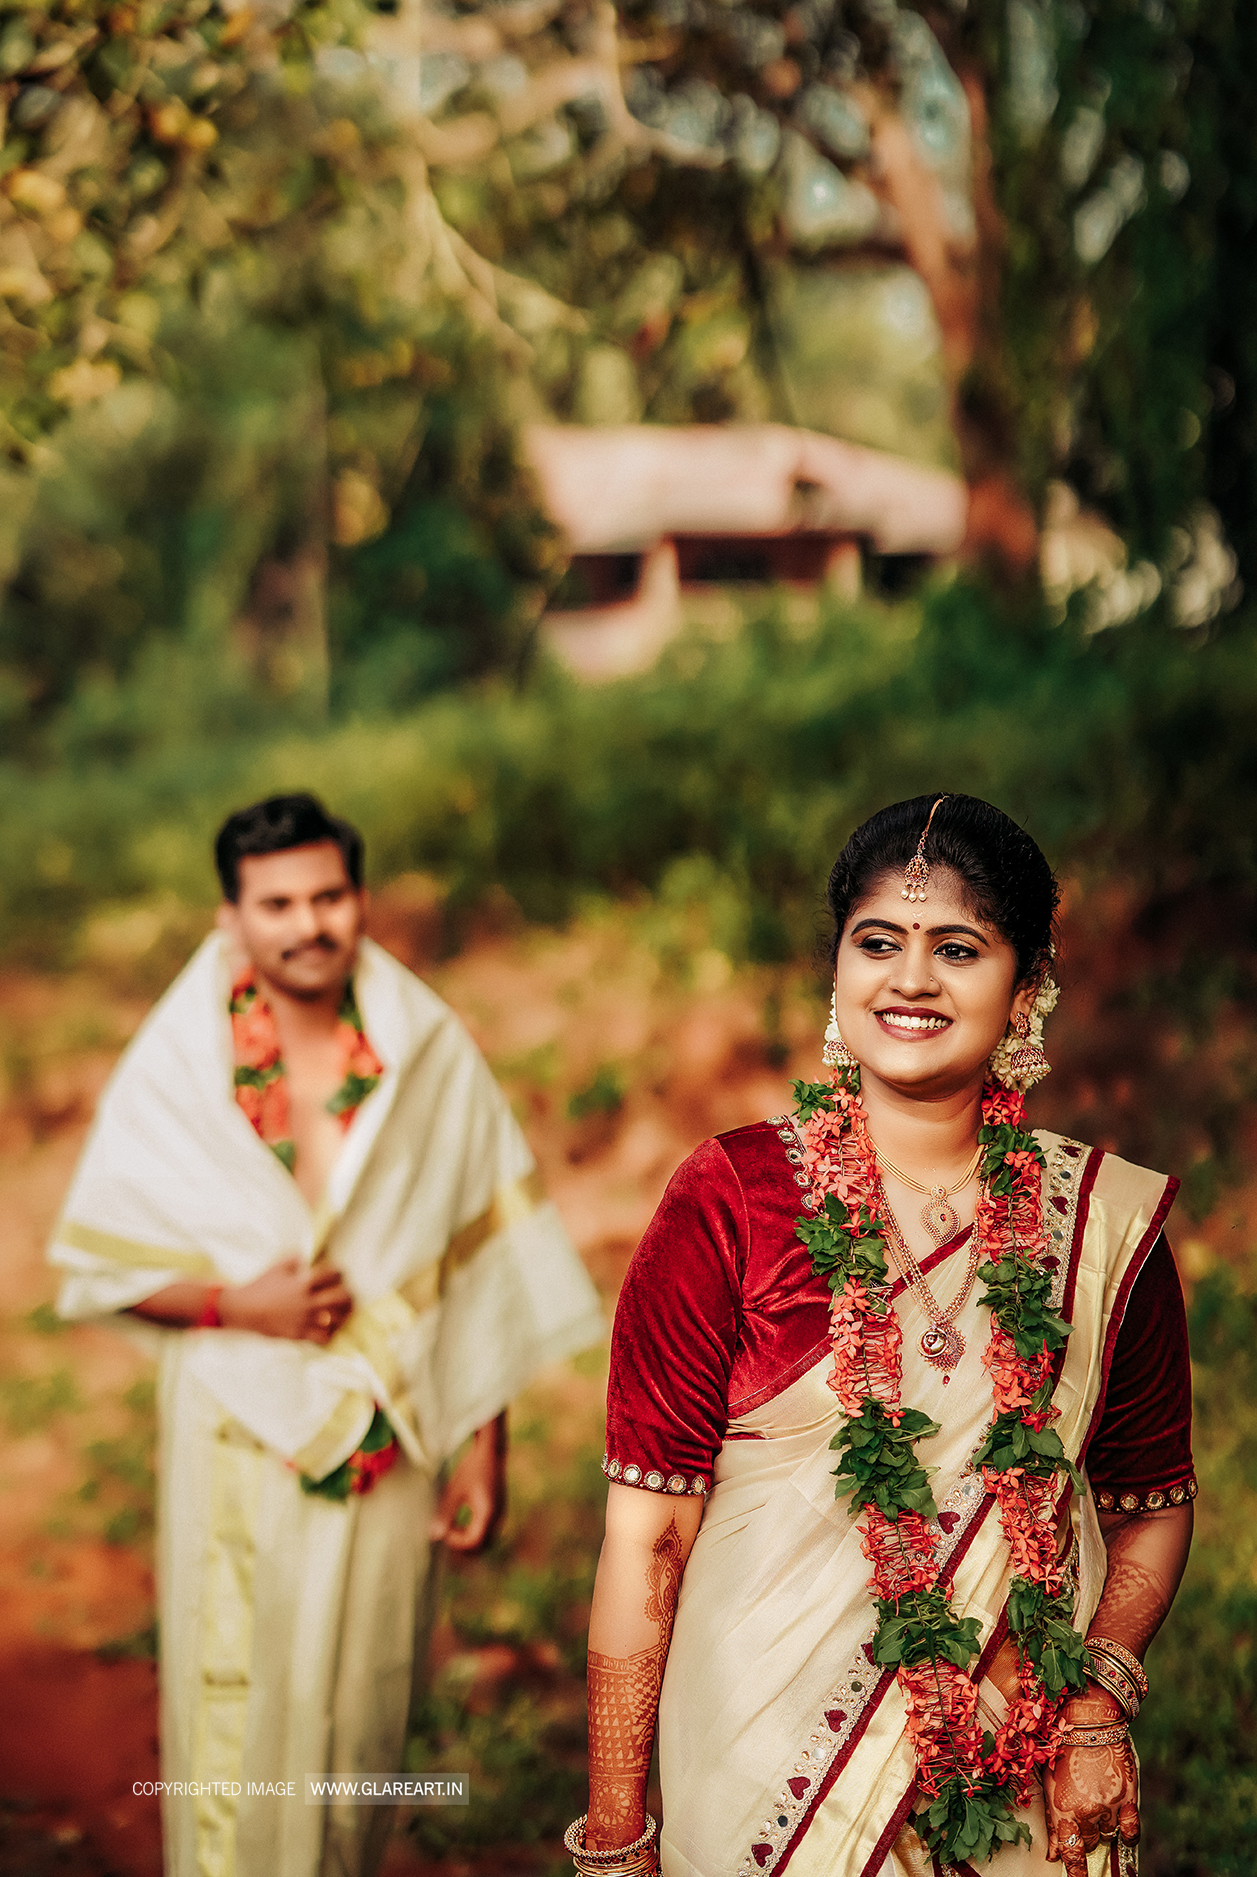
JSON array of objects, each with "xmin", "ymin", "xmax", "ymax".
[
  {"xmin": 876, "ymin": 1179, "xmax": 984, "ymax": 1380},
  {"xmin": 874, "ymin": 1142, "xmax": 984, "ymax": 1247}
]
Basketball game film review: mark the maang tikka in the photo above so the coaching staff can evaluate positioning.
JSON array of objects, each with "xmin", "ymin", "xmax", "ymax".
[{"xmin": 901, "ymin": 795, "xmax": 950, "ymax": 903}]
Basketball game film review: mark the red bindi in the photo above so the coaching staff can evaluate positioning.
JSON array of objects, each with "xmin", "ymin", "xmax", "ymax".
[{"xmin": 913, "ymin": 922, "xmax": 920, "ymax": 930}]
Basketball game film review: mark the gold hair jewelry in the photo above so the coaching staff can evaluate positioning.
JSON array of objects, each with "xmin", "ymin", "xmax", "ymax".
[
  {"xmin": 874, "ymin": 1143, "xmax": 983, "ymax": 1247},
  {"xmin": 901, "ymin": 795, "xmax": 949, "ymax": 903},
  {"xmin": 876, "ymin": 1179, "xmax": 983, "ymax": 1377}
]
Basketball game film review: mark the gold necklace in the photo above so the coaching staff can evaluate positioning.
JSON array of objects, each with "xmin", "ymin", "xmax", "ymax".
[
  {"xmin": 876, "ymin": 1180, "xmax": 983, "ymax": 1380},
  {"xmin": 874, "ymin": 1142, "xmax": 984, "ymax": 1248}
]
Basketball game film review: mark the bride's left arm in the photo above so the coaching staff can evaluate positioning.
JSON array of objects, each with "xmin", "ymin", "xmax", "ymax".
[{"xmin": 1044, "ymin": 1500, "xmax": 1194, "ymax": 1873}]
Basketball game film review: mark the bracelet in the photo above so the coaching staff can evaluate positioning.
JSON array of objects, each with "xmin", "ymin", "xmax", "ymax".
[
  {"xmin": 1085, "ymin": 1652, "xmax": 1140, "ymax": 1719},
  {"xmin": 1059, "ymin": 1722, "xmax": 1130, "ymax": 1748},
  {"xmin": 195, "ymin": 1285, "xmax": 224, "ymax": 1329},
  {"xmin": 564, "ymin": 1813, "xmax": 660, "ymax": 1876},
  {"xmin": 1087, "ymin": 1635, "xmax": 1149, "ymax": 1701}
]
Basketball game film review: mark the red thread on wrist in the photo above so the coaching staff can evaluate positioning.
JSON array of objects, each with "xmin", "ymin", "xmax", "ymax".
[{"xmin": 196, "ymin": 1286, "xmax": 224, "ymax": 1329}]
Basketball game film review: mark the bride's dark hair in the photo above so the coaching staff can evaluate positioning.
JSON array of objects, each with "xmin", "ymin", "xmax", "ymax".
[{"xmin": 826, "ymin": 794, "xmax": 1059, "ymax": 984}]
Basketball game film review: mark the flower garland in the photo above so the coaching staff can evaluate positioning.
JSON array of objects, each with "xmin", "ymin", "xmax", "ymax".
[
  {"xmin": 230, "ymin": 969, "xmax": 384, "ymax": 1173},
  {"xmin": 230, "ymin": 970, "xmax": 395, "ymax": 1501},
  {"xmin": 791, "ymin": 1067, "xmax": 1090, "ymax": 1868}
]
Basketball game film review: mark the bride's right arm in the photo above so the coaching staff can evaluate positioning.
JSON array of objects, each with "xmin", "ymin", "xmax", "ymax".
[{"xmin": 584, "ymin": 1482, "xmax": 704, "ymax": 1855}]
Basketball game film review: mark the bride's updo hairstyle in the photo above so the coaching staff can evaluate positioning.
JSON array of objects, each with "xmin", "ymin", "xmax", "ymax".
[{"xmin": 826, "ymin": 793, "xmax": 1059, "ymax": 986}]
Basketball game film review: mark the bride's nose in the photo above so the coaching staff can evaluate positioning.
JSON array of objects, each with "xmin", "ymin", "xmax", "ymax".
[{"xmin": 889, "ymin": 945, "xmax": 938, "ymax": 998}]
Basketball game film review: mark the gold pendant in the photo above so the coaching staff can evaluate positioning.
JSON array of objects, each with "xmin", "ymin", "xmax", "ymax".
[
  {"xmin": 920, "ymin": 1323, "xmax": 965, "ymax": 1375},
  {"xmin": 921, "ymin": 1189, "xmax": 959, "ymax": 1246}
]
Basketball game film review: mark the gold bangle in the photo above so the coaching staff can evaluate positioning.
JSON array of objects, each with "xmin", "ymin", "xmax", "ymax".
[
  {"xmin": 1060, "ymin": 1722, "xmax": 1130, "ymax": 1748},
  {"xmin": 1085, "ymin": 1652, "xmax": 1140, "ymax": 1718},
  {"xmin": 1087, "ymin": 1635, "xmax": 1149, "ymax": 1701},
  {"xmin": 564, "ymin": 1813, "xmax": 660, "ymax": 1874}
]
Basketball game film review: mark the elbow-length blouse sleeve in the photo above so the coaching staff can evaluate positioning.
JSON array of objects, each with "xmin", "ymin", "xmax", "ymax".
[
  {"xmin": 1083, "ymin": 1232, "xmax": 1197, "ymax": 1513},
  {"xmin": 602, "ymin": 1138, "xmax": 747, "ymax": 1498}
]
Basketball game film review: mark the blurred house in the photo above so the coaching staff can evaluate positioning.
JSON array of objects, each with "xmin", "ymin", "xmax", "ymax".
[{"xmin": 526, "ymin": 423, "xmax": 968, "ymax": 679}]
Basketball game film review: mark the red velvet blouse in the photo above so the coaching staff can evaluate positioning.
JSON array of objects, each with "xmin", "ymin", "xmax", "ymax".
[{"xmin": 603, "ymin": 1121, "xmax": 1196, "ymax": 1514}]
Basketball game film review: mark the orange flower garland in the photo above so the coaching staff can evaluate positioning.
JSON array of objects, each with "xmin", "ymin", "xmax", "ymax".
[
  {"xmin": 792, "ymin": 1068, "xmax": 1088, "ymax": 1865},
  {"xmin": 229, "ymin": 969, "xmax": 394, "ymax": 1503},
  {"xmin": 230, "ymin": 969, "xmax": 383, "ymax": 1172}
]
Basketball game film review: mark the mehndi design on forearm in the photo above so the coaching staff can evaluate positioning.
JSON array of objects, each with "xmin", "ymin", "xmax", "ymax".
[
  {"xmin": 587, "ymin": 1519, "xmax": 685, "ymax": 1845},
  {"xmin": 1090, "ymin": 1504, "xmax": 1193, "ymax": 1656}
]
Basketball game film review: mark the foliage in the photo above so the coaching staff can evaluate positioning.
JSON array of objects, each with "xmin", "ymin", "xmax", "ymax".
[
  {"xmin": 1005, "ymin": 1579, "xmax": 1090, "ymax": 1698},
  {"xmin": 794, "ymin": 1195, "xmax": 889, "ymax": 1294},
  {"xmin": 975, "ymin": 1252, "xmax": 1072, "ymax": 1359},
  {"xmin": 829, "ymin": 1401, "xmax": 941, "ymax": 1521},
  {"xmin": 0, "ymin": 0, "xmax": 557, "ymax": 752},
  {"xmin": 917, "ymin": 1778, "xmax": 1030, "ymax": 1869},
  {"xmin": 964, "ymin": 0, "xmax": 1257, "ymax": 581},
  {"xmin": 978, "ymin": 1121, "xmax": 1047, "ymax": 1198},
  {"xmin": 874, "ymin": 1585, "xmax": 983, "ymax": 1671}
]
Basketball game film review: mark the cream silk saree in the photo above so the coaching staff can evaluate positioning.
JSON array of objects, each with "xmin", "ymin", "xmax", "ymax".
[{"xmin": 657, "ymin": 1134, "xmax": 1175, "ymax": 1877}]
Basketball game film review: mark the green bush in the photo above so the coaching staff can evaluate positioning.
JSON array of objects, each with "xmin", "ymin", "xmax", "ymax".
[{"xmin": 5, "ymin": 577, "xmax": 1257, "ymax": 963}]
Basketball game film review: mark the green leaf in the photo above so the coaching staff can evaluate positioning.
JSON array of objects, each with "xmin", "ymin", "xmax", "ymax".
[{"xmin": 792, "ymin": 1079, "xmax": 834, "ymax": 1121}]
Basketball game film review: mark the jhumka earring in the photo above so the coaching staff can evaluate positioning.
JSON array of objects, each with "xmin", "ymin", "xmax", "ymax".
[
  {"xmin": 823, "ymin": 989, "xmax": 857, "ymax": 1069},
  {"xmin": 901, "ymin": 795, "xmax": 950, "ymax": 903},
  {"xmin": 1008, "ymin": 1010, "xmax": 1050, "ymax": 1084}
]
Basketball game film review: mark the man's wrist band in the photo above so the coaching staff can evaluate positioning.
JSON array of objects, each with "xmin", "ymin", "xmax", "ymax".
[
  {"xmin": 564, "ymin": 1812, "xmax": 660, "ymax": 1876},
  {"xmin": 195, "ymin": 1285, "xmax": 224, "ymax": 1329}
]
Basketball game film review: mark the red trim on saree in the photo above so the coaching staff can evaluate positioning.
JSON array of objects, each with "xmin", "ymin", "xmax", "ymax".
[{"xmin": 746, "ymin": 1135, "xmax": 1093, "ymax": 1877}]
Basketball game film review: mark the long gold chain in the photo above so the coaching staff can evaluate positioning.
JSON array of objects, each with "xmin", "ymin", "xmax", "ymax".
[{"xmin": 876, "ymin": 1179, "xmax": 985, "ymax": 1378}]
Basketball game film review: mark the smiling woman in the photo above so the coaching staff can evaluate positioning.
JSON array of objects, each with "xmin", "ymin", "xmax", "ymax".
[{"xmin": 573, "ymin": 794, "xmax": 1196, "ymax": 1877}]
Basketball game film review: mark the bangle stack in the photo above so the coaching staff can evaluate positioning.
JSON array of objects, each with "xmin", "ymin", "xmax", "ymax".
[
  {"xmin": 1085, "ymin": 1635, "xmax": 1149, "ymax": 1720},
  {"xmin": 564, "ymin": 1813, "xmax": 660, "ymax": 1877}
]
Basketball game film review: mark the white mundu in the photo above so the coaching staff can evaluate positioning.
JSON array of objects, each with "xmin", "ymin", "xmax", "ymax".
[{"xmin": 50, "ymin": 934, "xmax": 605, "ymax": 1877}]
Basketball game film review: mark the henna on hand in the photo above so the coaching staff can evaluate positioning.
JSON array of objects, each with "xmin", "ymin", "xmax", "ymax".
[
  {"xmin": 1044, "ymin": 1736, "xmax": 1140, "ymax": 1873},
  {"xmin": 585, "ymin": 1517, "xmax": 684, "ymax": 1855}
]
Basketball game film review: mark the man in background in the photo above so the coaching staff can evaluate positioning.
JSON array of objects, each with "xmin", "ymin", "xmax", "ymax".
[{"xmin": 50, "ymin": 793, "xmax": 604, "ymax": 1877}]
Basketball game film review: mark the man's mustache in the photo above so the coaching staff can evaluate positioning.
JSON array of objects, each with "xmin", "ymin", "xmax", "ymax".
[{"xmin": 281, "ymin": 934, "xmax": 342, "ymax": 961}]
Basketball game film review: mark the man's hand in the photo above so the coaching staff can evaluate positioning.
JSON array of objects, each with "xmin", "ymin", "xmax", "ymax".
[
  {"xmin": 429, "ymin": 1412, "xmax": 507, "ymax": 1554},
  {"xmin": 1044, "ymin": 1693, "xmax": 1140, "ymax": 1875},
  {"xmin": 220, "ymin": 1257, "xmax": 354, "ymax": 1343}
]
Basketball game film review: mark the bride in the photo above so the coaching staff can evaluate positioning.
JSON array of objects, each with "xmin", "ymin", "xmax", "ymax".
[{"xmin": 566, "ymin": 794, "xmax": 1195, "ymax": 1877}]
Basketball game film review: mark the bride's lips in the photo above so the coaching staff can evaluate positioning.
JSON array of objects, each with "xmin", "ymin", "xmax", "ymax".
[{"xmin": 874, "ymin": 1007, "xmax": 952, "ymax": 1038}]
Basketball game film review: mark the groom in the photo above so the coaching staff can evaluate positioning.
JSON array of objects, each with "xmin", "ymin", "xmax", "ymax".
[{"xmin": 50, "ymin": 793, "xmax": 603, "ymax": 1877}]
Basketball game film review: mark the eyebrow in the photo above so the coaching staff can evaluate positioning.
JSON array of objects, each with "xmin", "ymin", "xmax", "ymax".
[{"xmin": 850, "ymin": 917, "xmax": 991, "ymax": 944}]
